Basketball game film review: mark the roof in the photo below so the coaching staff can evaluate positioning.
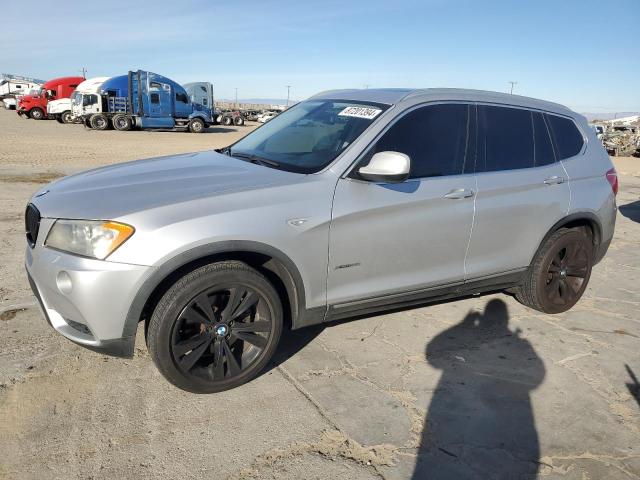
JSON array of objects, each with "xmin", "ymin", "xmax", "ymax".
[{"xmin": 310, "ymin": 87, "xmax": 574, "ymax": 116}]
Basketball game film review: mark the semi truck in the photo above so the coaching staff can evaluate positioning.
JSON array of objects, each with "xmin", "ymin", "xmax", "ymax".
[
  {"xmin": 86, "ymin": 70, "xmax": 214, "ymax": 132},
  {"xmin": 71, "ymin": 75, "xmax": 128, "ymax": 126},
  {"xmin": 183, "ymin": 82, "xmax": 244, "ymax": 126},
  {"xmin": 47, "ymin": 76, "xmax": 110, "ymax": 124},
  {"xmin": 17, "ymin": 76, "xmax": 84, "ymax": 119}
]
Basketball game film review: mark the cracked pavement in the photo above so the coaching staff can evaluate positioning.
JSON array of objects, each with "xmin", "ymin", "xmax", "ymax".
[{"xmin": 0, "ymin": 109, "xmax": 639, "ymax": 479}]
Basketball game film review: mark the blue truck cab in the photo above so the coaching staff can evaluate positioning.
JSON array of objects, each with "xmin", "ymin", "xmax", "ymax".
[{"xmin": 89, "ymin": 70, "xmax": 214, "ymax": 133}]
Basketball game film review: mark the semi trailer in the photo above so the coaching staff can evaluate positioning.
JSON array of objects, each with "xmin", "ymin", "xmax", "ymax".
[
  {"xmin": 17, "ymin": 76, "xmax": 84, "ymax": 119},
  {"xmin": 85, "ymin": 71, "xmax": 214, "ymax": 132},
  {"xmin": 47, "ymin": 76, "xmax": 110, "ymax": 124}
]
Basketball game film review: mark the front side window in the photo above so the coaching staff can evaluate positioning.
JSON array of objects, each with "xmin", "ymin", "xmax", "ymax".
[
  {"xmin": 477, "ymin": 105, "xmax": 534, "ymax": 172},
  {"xmin": 545, "ymin": 114, "xmax": 584, "ymax": 159},
  {"xmin": 176, "ymin": 92, "xmax": 189, "ymax": 103},
  {"xmin": 82, "ymin": 94, "xmax": 97, "ymax": 106},
  {"xmin": 229, "ymin": 100, "xmax": 388, "ymax": 174},
  {"xmin": 367, "ymin": 103, "xmax": 470, "ymax": 178},
  {"xmin": 150, "ymin": 93, "xmax": 160, "ymax": 104}
]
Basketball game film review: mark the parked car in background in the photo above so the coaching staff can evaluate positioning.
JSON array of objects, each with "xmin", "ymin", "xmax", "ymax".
[
  {"xmin": 48, "ymin": 77, "xmax": 110, "ymax": 124},
  {"xmin": 257, "ymin": 111, "xmax": 278, "ymax": 123},
  {"xmin": 17, "ymin": 76, "xmax": 84, "ymax": 120},
  {"xmin": 25, "ymin": 88, "xmax": 616, "ymax": 393}
]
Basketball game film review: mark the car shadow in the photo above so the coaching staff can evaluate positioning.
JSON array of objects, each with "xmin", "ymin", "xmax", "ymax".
[
  {"xmin": 619, "ymin": 200, "xmax": 640, "ymax": 223},
  {"xmin": 262, "ymin": 323, "xmax": 325, "ymax": 375},
  {"xmin": 625, "ymin": 364, "xmax": 640, "ymax": 407},
  {"xmin": 412, "ymin": 298, "xmax": 546, "ymax": 479}
]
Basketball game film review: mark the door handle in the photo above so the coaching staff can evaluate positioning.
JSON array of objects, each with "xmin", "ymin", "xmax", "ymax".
[
  {"xmin": 444, "ymin": 188, "xmax": 475, "ymax": 199},
  {"xmin": 544, "ymin": 176, "xmax": 565, "ymax": 185}
]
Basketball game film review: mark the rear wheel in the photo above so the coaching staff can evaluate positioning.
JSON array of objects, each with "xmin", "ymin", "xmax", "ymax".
[
  {"xmin": 233, "ymin": 116, "xmax": 244, "ymax": 126},
  {"xmin": 188, "ymin": 117, "xmax": 205, "ymax": 133},
  {"xmin": 222, "ymin": 115, "xmax": 233, "ymax": 126},
  {"xmin": 516, "ymin": 228, "xmax": 593, "ymax": 313},
  {"xmin": 29, "ymin": 108, "xmax": 44, "ymax": 120},
  {"xmin": 112, "ymin": 114, "xmax": 132, "ymax": 131},
  {"xmin": 147, "ymin": 261, "xmax": 283, "ymax": 393},
  {"xmin": 89, "ymin": 113, "xmax": 109, "ymax": 130}
]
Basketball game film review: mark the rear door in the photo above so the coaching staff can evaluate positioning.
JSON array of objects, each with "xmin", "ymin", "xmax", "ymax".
[
  {"xmin": 464, "ymin": 105, "xmax": 570, "ymax": 279},
  {"xmin": 328, "ymin": 103, "xmax": 476, "ymax": 306}
]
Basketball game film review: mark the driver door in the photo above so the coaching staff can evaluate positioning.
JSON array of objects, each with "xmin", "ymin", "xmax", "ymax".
[{"xmin": 327, "ymin": 103, "xmax": 476, "ymax": 307}]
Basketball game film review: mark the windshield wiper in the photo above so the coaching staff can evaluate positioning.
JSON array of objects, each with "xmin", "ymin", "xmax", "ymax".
[{"xmin": 229, "ymin": 151, "xmax": 281, "ymax": 169}]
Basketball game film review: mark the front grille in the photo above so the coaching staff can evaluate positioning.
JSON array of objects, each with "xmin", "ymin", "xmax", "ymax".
[{"xmin": 25, "ymin": 203, "xmax": 41, "ymax": 247}]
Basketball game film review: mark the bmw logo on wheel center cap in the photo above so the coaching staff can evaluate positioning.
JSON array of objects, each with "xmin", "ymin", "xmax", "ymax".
[{"xmin": 215, "ymin": 324, "xmax": 229, "ymax": 336}]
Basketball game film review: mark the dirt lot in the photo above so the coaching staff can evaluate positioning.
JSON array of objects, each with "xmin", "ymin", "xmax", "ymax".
[{"xmin": 0, "ymin": 107, "xmax": 639, "ymax": 479}]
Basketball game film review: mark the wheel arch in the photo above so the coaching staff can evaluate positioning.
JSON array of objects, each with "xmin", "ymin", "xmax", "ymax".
[
  {"xmin": 532, "ymin": 212, "xmax": 603, "ymax": 266},
  {"xmin": 123, "ymin": 241, "xmax": 314, "ymax": 340}
]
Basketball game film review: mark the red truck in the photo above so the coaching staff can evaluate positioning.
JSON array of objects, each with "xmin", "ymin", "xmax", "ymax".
[{"xmin": 17, "ymin": 76, "xmax": 84, "ymax": 120}]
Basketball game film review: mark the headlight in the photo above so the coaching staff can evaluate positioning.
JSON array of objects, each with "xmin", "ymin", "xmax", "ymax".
[{"xmin": 45, "ymin": 220, "xmax": 135, "ymax": 260}]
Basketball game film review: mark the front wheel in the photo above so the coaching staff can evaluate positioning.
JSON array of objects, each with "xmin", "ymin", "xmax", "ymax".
[
  {"xmin": 61, "ymin": 111, "xmax": 73, "ymax": 124},
  {"xmin": 147, "ymin": 261, "xmax": 283, "ymax": 393},
  {"xmin": 89, "ymin": 113, "xmax": 109, "ymax": 130},
  {"xmin": 29, "ymin": 108, "xmax": 44, "ymax": 120},
  {"xmin": 515, "ymin": 228, "xmax": 593, "ymax": 314},
  {"xmin": 188, "ymin": 117, "xmax": 205, "ymax": 133}
]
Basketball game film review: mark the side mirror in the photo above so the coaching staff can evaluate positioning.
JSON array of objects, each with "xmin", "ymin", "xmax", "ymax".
[{"xmin": 358, "ymin": 151, "xmax": 410, "ymax": 183}]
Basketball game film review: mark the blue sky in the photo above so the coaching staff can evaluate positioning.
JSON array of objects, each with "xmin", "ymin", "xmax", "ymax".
[{"xmin": 3, "ymin": 0, "xmax": 639, "ymax": 113}]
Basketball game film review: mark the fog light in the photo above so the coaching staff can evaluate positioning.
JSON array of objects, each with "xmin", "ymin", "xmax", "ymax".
[{"xmin": 56, "ymin": 271, "xmax": 73, "ymax": 294}]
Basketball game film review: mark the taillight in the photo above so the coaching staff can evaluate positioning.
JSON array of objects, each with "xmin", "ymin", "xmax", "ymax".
[{"xmin": 606, "ymin": 168, "xmax": 618, "ymax": 196}]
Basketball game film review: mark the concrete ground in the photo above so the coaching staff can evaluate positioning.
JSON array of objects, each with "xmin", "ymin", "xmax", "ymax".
[{"xmin": 0, "ymin": 107, "xmax": 638, "ymax": 479}]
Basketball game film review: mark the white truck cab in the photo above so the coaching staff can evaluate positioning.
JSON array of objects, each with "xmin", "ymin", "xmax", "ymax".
[{"xmin": 58, "ymin": 76, "xmax": 110, "ymax": 122}]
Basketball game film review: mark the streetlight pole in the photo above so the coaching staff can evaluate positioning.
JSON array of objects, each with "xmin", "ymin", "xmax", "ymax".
[
  {"xmin": 508, "ymin": 81, "xmax": 517, "ymax": 95},
  {"xmin": 285, "ymin": 85, "xmax": 291, "ymax": 107}
]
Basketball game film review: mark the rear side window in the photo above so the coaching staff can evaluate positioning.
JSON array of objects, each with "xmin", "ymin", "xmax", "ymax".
[
  {"xmin": 545, "ymin": 114, "xmax": 584, "ymax": 159},
  {"xmin": 372, "ymin": 103, "xmax": 470, "ymax": 178},
  {"xmin": 477, "ymin": 105, "xmax": 534, "ymax": 172},
  {"xmin": 532, "ymin": 112, "xmax": 555, "ymax": 166},
  {"xmin": 176, "ymin": 92, "xmax": 188, "ymax": 103},
  {"xmin": 150, "ymin": 93, "xmax": 160, "ymax": 104}
]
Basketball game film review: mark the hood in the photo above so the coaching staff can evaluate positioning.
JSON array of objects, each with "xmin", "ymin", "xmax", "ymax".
[{"xmin": 31, "ymin": 150, "xmax": 304, "ymax": 220}]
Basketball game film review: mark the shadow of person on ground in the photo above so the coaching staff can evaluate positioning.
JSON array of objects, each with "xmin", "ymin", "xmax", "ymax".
[
  {"xmin": 619, "ymin": 200, "xmax": 640, "ymax": 223},
  {"xmin": 625, "ymin": 364, "xmax": 640, "ymax": 407},
  {"xmin": 413, "ymin": 299, "xmax": 545, "ymax": 479}
]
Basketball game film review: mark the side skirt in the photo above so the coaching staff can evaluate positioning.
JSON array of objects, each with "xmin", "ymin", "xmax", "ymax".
[{"xmin": 322, "ymin": 269, "xmax": 526, "ymax": 323}]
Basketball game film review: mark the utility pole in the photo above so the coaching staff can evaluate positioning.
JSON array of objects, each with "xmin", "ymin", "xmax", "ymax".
[
  {"xmin": 508, "ymin": 81, "xmax": 517, "ymax": 95},
  {"xmin": 364, "ymin": 84, "xmax": 371, "ymax": 89},
  {"xmin": 234, "ymin": 88, "xmax": 238, "ymax": 108},
  {"xmin": 80, "ymin": 67, "xmax": 87, "ymax": 78},
  {"xmin": 285, "ymin": 85, "xmax": 291, "ymax": 107}
]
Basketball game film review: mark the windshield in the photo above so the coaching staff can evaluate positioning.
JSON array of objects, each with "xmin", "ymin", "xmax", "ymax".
[
  {"xmin": 70, "ymin": 92, "xmax": 81, "ymax": 105},
  {"xmin": 228, "ymin": 100, "xmax": 388, "ymax": 173}
]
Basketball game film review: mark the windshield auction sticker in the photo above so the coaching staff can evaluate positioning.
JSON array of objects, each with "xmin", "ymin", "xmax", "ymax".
[{"xmin": 338, "ymin": 106, "xmax": 382, "ymax": 120}]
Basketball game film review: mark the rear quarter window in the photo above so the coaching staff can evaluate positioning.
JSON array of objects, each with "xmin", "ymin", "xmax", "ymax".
[{"xmin": 545, "ymin": 114, "xmax": 584, "ymax": 159}]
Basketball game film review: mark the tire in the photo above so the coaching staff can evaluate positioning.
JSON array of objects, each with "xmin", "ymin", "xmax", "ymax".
[
  {"xmin": 234, "ymin": 116, "xmax": 244, "ymax": 126},
  {"xmin": 61, "ymin": 111, "xmax": 73, "ymax": 124},
  {"xmin": 89, "ymin": 113, "xmax": 109, "ymax": 130},
  {"xmin": 188, "ymin": 117, "xmax": 205, "ymax": 133},
  {"xmin": 29, "ymin": 108, "xmax": 44, "ymax": 120},
  {"xmin": 112, "ymin": 114, "xmax": 132, "ymax": 131},
  {"xmin": 222, "ymin": 116, "xmax": 233, "ymax": 126},
  {"xmin": 515, "ymin": 228, "xmax": 593, "ymax": 314},
  {"xmin": 55, "ymin": 116, "xmax": 65, "ymax": 124},
  {"xmin": 147, "ymin": 261, "xmax": 283, "ymax": 393}
]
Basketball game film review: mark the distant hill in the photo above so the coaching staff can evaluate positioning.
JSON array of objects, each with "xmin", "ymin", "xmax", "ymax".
[{"xmin": 581, "ymin": 112, "xmax": 639, "ymax": 121}]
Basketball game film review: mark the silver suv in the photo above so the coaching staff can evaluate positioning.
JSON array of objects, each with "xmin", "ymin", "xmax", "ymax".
[{"xmin": 25, "ymin": 88, "xmax": 617, "ymax": 393}]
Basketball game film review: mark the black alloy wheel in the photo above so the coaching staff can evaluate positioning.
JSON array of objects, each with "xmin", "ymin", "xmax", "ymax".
[
  {"xmin": 148, "ymin": 261, "xmax": 282, "ymax": 393},
  {"xmin": 516, "ymin": 228, "xmax": 593, "ymax": 313}
]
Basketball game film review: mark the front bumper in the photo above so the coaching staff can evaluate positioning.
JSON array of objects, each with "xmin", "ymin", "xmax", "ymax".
[{"xmin": 25, "ymin": 236, "xmax": 152, "ymax": 358}]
